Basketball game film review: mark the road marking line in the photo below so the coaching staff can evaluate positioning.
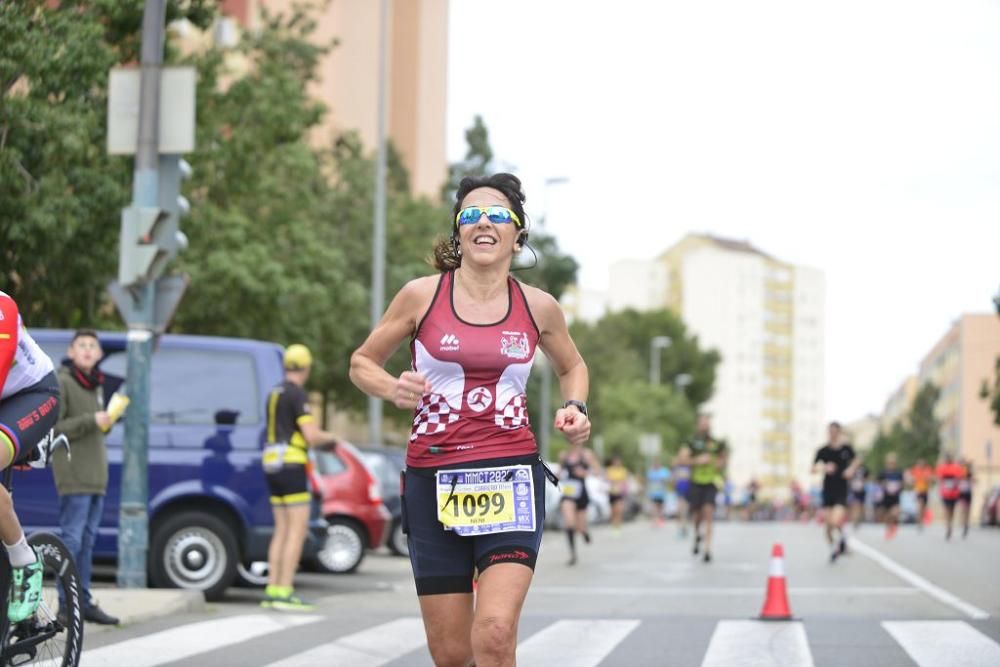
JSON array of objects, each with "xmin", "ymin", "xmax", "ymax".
[
  {"xmin": 263, "ymin": 617, "xmax": 426, "ymax": 667},
  {"xmin": 701, "ymin": 620, "xmax": 814, "ymax": 667},
  {"xmin": 883, "ymin": 621, "xmax": 1000, "ymax": 667},
  {"xmin": 850, "ymin": 537, "xmax": 990, "ymax": 619},
  {"xmin": 79, "ymin": 613, "xmax": 321, "ymax": 666},
  {"xmin": 518, "ymin": 619, "xmax": 640, "ymax": 667},
  {"xmin": 531, "ymin": 585, "xmax": 918, "ymax": 596}
]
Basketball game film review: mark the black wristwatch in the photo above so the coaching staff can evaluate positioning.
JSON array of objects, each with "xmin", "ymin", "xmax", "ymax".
[{"xmin": 562, "ymin": 400, "xmax": 588, "ymax": 417}]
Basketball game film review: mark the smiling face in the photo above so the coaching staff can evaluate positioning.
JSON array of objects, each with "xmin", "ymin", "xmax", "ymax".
[{"xmin": 456, "ymin": 187, "xmax": 521, "ymax": 266}]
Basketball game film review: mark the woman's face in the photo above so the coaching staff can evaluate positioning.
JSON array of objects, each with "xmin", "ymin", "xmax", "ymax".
[{"xmin": 457, "ymin": 187, "xmax": 520, "ymax": 265}]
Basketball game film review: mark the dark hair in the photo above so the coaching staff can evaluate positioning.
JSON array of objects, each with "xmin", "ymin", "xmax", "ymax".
[
  {"xmin": 829, "ymin": 421, "xmax": 842, "ymax": 429},
  {"xmin": 71, "ymin": 329, "xmax": 99, "ymax": 343},
  {"xmin": 431, "ymin": 173, "xmax": 528, "ymax": 272}
]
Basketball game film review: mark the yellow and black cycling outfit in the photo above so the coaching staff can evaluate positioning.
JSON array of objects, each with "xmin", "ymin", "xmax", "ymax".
[{"xmin": 262, "ymin": 381, "xmax": 312, "ymax": 506}]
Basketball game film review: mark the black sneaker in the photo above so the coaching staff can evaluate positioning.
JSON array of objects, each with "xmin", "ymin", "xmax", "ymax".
[
  {"xmin": 838, "ymin": 537, "xmax": 847, "ymax": 555},
  {"xmin": 693, "ymin": 535, "xmax": 701, "ymax": 555},
  {"xmin": 703, "ymin": 551, "xmax": 712, "ymax": 563},
  {"xmin": 582, "ymin": 532, "xmax": 592, "ymax": 545},
  {"xmin": 84, "ymin": 605, "xmax": 119, "ymax": 625}
]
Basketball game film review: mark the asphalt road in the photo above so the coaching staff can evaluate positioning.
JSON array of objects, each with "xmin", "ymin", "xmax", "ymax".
[{"xmin": 81, "ymin": 519, "xmax": 1000, "ymax": 666}]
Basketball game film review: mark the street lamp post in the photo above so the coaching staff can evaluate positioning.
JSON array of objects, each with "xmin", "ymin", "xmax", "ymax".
[{"xmin": 649, "ymin": 335, "xmax": 672, "ymax": 385}]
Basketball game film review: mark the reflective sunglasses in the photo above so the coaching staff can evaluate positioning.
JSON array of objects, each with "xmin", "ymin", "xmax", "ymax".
[{"xmin": 455, "ymin": 206, "xmax": 522, "ymax": 228}]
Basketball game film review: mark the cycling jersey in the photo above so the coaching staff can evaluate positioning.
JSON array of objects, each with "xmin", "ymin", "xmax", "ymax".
[
  {"xmin": 407, "ymin": 271, "xmax": 539, "ymax": 468},
  {"xmin": 263, "ymin": 380, "xmax": 313, "ymax": 505},
  {"xmin": 0, "ymin": 291, "xmax": 54, "ymax": 399}
]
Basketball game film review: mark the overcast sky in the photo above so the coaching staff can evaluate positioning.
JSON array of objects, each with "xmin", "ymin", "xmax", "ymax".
[{"xmin": 446, "ymin": 0, "xmax": 1000, "ymax": 424}]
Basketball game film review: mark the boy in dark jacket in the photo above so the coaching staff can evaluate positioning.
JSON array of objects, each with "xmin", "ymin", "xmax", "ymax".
[{"xmin": 53, "ymin": 330, "xmax": 119, "ymax": 625}]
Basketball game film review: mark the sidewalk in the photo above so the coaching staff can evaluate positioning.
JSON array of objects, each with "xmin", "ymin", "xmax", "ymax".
[{"xmin": 84, "ymin": 586, "xmax": 205, "ymax": 634}]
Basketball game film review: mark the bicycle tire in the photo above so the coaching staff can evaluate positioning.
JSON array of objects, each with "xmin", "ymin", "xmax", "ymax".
[{"xmin": 1, "ymin": 532, "xmax": 84, "ymax": 667}]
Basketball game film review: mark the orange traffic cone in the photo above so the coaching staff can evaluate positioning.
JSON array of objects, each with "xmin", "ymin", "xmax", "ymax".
[{"xmin": 758, "ymin": 543, "xmax": 795, "ymax": 621}]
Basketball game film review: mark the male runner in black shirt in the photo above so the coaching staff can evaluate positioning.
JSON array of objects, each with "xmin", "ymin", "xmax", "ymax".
[{"xmin": 813, "ymin": 422, "xmax": 859, "ymax": 562}]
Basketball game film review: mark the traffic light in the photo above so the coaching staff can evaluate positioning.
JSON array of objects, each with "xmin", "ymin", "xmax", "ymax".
[{"xmin": 116, "ymin": 155, "xmax": 191, "ymax": 287}]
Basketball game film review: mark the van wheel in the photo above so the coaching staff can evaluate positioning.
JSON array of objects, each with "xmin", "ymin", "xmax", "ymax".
[
  {"xmin": 150, "ymin": 511, "xmax": 239, "ymax": 601},
  {"xmin": 312, "ymin": 518, "xmax": 365, "ymax": 574}
]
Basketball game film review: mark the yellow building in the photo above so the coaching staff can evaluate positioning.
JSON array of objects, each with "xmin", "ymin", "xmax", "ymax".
[
  {"xmin": 213, "ymin": 0, "xmax": 449, "ymax": 197},
  {"xmin": 918, "ymin": 313, "xmax": 1000, "ymax": 513}
]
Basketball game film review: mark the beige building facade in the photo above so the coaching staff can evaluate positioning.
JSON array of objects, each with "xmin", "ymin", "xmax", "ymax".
[
  {"xmin": 917, "ymin": 314, "xmax": 1000, "ymax": 512},
  {"xmin": 218, "ymin": 0, "xmax": 449, "ymax": 197},
  {"xmin": 608, "ymin": 234, "xmax": 826, "ymax": 497}
]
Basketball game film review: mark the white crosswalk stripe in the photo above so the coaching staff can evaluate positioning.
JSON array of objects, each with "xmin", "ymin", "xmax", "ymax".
[
  {"xmin": 78, "ymin": 613, "xmax": 321, "ymax": 666},
  {"xmin": 76, "ymin": 615, "xmax": 1000, "ymax": 666},
  {"xmin": 517, "ymin": 619, "xmax": 640, "ymax": 667},
  {"xmin": 883, "ymin": 621, "xmax": 1000, "ymax": 667},
  {"xmin": 701, "ymin": 620, "xmax": 814, "ymax": 667},
  {"xmin": 262, "ymin": 618, "xmax": 427, "ymax": 667}
]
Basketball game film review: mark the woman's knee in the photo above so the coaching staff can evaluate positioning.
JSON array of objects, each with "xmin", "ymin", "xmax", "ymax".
[
  {"xmin": 427, "ymin": 636, "xmax": 473, "ymax": 667},
  {"xmin": 472, "ymin": 614, "xmax": 517, "ymax": 659}
]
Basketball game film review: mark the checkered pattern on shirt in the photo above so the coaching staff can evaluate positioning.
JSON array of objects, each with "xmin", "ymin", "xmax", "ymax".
[
  {"xmin": 495, "ymin": 394, "xmax": 529, "ymax": 430},
  {"xmin": 410, "ymin": 394, "xmax": 460, "ymax": 441}
]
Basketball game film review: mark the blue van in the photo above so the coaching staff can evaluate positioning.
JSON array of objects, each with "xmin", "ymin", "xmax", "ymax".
[{"xmin": 18, "ymin": 330, "xmax": 329, "ymax": 600}]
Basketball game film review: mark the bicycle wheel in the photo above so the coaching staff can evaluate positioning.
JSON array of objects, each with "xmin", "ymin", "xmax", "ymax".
[{"xmin": 3, "ymin": 532, "xmax": 84, "ymax": 667}]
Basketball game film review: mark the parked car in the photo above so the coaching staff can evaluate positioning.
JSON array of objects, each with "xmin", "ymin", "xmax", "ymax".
[
  {"xmin": 310, "ymin": 441, "xmax": 390, "ymax": 573},
  {"xmin": 20, "ymin": 329, "xmax": 330, "ymax": 600},
  {"xmin": 357, "ymin": 445, "xmax": 407, "ymax": 556},
  {"xmin": 981, "ymin": 486, "xmax": 1000, "ymax": 527}
]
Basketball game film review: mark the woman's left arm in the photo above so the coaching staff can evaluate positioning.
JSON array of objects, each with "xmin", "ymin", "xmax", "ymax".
[{"xmin": 529, "ymin": 288, "xmax": 590, "ymax": 445}]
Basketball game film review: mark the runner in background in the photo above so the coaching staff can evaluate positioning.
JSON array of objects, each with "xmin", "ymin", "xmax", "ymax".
[
  {"xmin": 936, "ymin": 452, "xmax": 963, "ymax": 540},
  {"xmin": 848, "ymin": 462, "xmax": 869, "ymax": 530},
  {"xmin": 646, "ymin": 456, "xmax": 670, "ymax": 528},
  {"xmin": 672, "ymin": 446, "xmax": 692, "ymax": 538},
  {"xmin": 560, "ymin": 441, "xmax": 601, "ymax": 565},
  {"xmin": 908, "ymin": 458, "xmax": 935, "ymax": 531},
  {"xmin": 877, "ymin": 453, "xmax": 904, "ymax": 540},
  {"xmin": 958, "ymin": 458, "xmax": 974, "ymax": 539},
  {"xmin": 812, "ymin": 421, "xmax": 859, "ymax": 563},
  {"xmin": 605, "ymin": 453, "xmax": 629, "ymax": 533}
]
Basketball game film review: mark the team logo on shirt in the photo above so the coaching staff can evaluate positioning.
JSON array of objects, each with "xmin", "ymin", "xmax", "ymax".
[
  {"xmin": 500, "ymin": 331, "xmax": 530, "ymax": 360},
  {"xmin": 466, "ymin": 386, "xmax": 493, "ymax": 412},
  {"xmin": 439, "ymin": 333, "xmax": 460, "ymax": 352}
]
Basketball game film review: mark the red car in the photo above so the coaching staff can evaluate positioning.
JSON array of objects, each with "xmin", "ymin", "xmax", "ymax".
[{"xmin": 309, "ymin": 440, "xmax": 390, "ymax": 573}]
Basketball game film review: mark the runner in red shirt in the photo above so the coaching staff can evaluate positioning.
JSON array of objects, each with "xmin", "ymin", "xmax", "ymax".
[
  {"xmin": 350, "ymin": 173, "xmax": 590, "ymax": 667},
  {"xmin": 936, "ymin": 452, "xmax": 965, "ymax": 540}
]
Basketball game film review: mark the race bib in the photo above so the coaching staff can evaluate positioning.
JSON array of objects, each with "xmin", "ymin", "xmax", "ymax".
[
  {"xmin": 262, "ymin": 444, "xmax": 288, "ymax": 474},
  {"xmin": 851, "ymin": 479, "xmax": 864, "ymax": 492},
  {"xmin": 942, "ymin": 478, "xmax": 957, "ymax": 490},
  {"xmin": 436, "ymin": 465, "xmax": 535, "ymax": 536},
  {"xmin": 561, "ymin": 478, "xmax": 583, "ymax": 499},
  {"xmin": 885, "ymin": 480, "xmax": 902, "ymax": 494},
  {"xmin": 958, "ymin": 479, "xmax": 971, "ymax": 492}
]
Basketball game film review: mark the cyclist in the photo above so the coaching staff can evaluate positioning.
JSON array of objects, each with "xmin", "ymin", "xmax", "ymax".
[
  {"xmin": 0, "ymin": 291, "xmax": 59, "ymax": 622},
  {"xmin": 350, "ymin": 173, "xmax": 591, "ymax": 667},
  {"xmin": 687, "ymin": 414, "xmax": 726, "ymax": 563},
  {"xmin": 260, "ymin": 344, "xmax": 341, "ymax": 612},
  {"xmin": 559, "ymin": 439, "xmax": 600, "ymax": 564}
]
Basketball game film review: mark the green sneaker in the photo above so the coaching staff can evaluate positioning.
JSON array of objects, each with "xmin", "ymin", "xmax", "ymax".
[
  {"xmin": 270, "ymin": 594, "xmax": 315, "ymax": 612},
  {"xmin": 8, "ymin": 553, "xmax": 43, "ymax": 623}
]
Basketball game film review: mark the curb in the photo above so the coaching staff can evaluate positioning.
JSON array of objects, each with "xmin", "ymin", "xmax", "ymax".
[{"xmin": 87, "ymin": 588, "xmax": 206, "ymax": 633}]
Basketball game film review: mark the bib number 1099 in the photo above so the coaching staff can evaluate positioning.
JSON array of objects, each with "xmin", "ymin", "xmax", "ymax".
[{"xmin": 442, "ymin": 492, "xmax": 507, "ymax": 519}]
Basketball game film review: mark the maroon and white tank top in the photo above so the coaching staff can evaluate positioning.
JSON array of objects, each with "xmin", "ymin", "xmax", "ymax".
[{"xmin": 407, "ymin": 271, "xmax": 540, "ymax": 468}]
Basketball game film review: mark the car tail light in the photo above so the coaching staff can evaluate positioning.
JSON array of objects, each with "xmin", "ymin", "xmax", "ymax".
[{"xmin": 367, "ymin": 477, "xmax": 382, "ymax": 505}]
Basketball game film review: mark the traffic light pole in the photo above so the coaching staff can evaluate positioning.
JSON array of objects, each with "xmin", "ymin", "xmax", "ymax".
[{"xmin": 118, "ymin": 0, "xmax": 166, "ymax": 589}]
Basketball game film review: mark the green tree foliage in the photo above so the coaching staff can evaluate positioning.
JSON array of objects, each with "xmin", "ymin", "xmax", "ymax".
[
  {"xmin": 546, "ymin": 308, "xmax": 719, "ymax": 469},
  {"xmin": 866, "ymin": 382, "xmax": 942, "ymax": 472}
]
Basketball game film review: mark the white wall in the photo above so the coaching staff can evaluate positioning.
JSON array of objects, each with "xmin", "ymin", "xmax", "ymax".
[{"xmin": 608, "ymin": 259, "xmax": 667, "ymax": 312}]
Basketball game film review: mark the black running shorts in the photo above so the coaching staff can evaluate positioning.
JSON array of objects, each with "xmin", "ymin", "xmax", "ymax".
[{"xmin": 402, "ymin": 455, "xmax": 546, "ymax": 596}]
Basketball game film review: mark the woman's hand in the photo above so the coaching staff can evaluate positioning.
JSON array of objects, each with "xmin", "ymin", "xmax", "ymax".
[
  {"xmin": 394, "ymin": 371, "xmax": 431, "ymax": 410},
  {"xmin": 554, "ymin": 406, "xmax": 590, "ymax": 446}
]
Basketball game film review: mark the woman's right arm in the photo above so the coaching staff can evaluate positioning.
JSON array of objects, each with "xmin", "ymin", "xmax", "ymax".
[{"xmin": 349, "ymin": 277, "xmax": 435, "ymax": 409}]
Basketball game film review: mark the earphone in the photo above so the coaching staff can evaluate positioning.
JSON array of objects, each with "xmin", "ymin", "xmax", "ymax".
[{"xmin": 451, "ymin": 226, "xmax": 529, "ymax": 252}]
